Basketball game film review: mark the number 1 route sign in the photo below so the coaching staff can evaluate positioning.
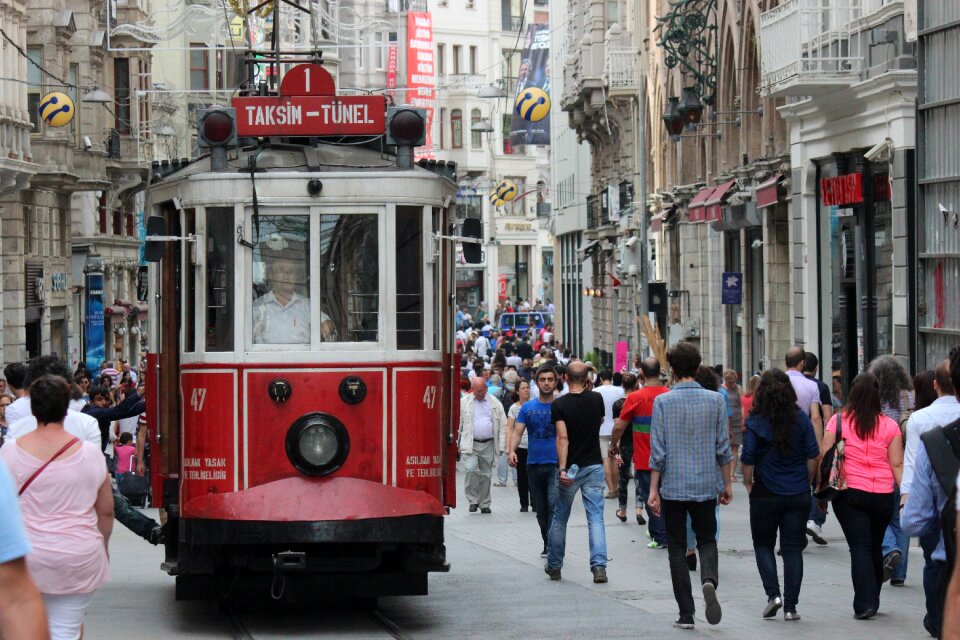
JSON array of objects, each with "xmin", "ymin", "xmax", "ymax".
[{"xmin": 232, "ymin": 63, "xmax": 386, "ymax": 137}]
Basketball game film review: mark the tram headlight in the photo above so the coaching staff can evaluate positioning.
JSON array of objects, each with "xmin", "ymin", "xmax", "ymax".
[{"xmin": 285, "ymin": 413, "xmax": 350, "ymax": 476}]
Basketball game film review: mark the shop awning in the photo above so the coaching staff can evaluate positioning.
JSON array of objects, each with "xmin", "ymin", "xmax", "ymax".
[
  {"xmin": 687, "ymin": 186, "xmax": 714, "ymax": 223},
  {"xmin": 755, "ymin": 173, "xmax": 783, "ymax": 209},
  {"xmin": 705, "ymin": 180, "xmax": 737, "ymax": 223},
  {"xmin": 650, "ymin": 206, "xmax": 676, "ymax": 233}
]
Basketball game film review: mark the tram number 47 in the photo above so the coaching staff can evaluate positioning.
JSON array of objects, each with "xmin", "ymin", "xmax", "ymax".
[
  {"xmin": 190, "ymin": 388, "xmax": 208, "ymax": 413},
  {"xmin": 422, "ymin": 386, "xmax": 437, "ymax": 410}
]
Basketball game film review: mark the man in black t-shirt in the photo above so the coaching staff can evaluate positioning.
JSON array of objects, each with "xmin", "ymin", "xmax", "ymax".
[
  {"xmin": 803, "ymin": 352, "xmax": 834, "ymax": 545},
  {"xmin": 544, "ymin": 361, "xmax": 609, "ymax": 584}
]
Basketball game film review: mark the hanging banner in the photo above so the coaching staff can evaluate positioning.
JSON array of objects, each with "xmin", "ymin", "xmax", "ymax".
[
  {"xmin": 386, "ymin": 43, "xmax": 399, "ymax": 89},
  {"xmin": 85, "ymin": 272, "xmax": 105, "ymax": 372},
  {"xmin": 509, "ymin": 24, "xmax": 551, "ymax": 147},
  {"xmin": 406, "ymin": 12, "xmax": 435, "ymax": 158}
]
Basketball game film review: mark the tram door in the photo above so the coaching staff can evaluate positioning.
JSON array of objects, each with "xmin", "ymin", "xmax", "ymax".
[{"xmin": 155, "ymin": 201, "xmax": 183, "ymax": 491}]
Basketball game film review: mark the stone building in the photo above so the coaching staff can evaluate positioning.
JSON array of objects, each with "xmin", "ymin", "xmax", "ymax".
[
  {"xmin": 0, "ymin": 0, "xmax": 151, "ymax": 367},
  {"xmin": 558, "ymin": 0, "xmax": 643, "ymax": 365}
]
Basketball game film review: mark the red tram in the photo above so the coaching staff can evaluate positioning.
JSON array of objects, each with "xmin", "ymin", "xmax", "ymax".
[{"xmin": 143, "ymin": 63, "xmax": 474, "ymax": 601}]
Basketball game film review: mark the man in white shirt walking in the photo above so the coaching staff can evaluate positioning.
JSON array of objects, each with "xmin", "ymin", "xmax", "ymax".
[
  {"xmin": 595, "ymin": 370, "xmax": 625, "ymax": 498},
  {"xmin": 458, "ymin": 377, "xmax": 507, "ymax": 513}
]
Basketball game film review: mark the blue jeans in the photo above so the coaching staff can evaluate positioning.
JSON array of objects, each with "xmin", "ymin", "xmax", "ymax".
[
  {"xmin": 881, "ymin": 487, "xmax": 909, "ymax": 581},
  {"xmin": 527, "ymin": 463, "xmax": 558, "ymax": 546},
  {"xmin": 113, "ymin": 486, "xmax": 158, "ymax": 541},
  {"xmin": 919, "ymin": 528, "xmax": 942, "ymax": 633},
  {"xmin": 687, "ymin": 501, "xmax": 719, "ymax": 549},
  {"xmin": 833, "ymin": 489, "xmax": 894, "ymax": 614},
  {"xmin": 636, "ymin": 470, "xmax": 667, "ymax": 545},
  {"xmin": 750, "ymin": 492, "xmax": 809, "ymax": 611},
  {"xmin": 809, "ymin": 482, "xmax": 826, "ymax": 526},
  {"xmin": 547, "ymin": 464, "xmax": 607, "ymax": 569}
]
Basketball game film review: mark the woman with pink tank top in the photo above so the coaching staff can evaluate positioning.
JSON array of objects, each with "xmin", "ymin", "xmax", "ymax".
[
  {"xmin": 820, "ymin": 371, "xmax": 904, "ymax": 621},
  {"xmin": 0, "ymin": 375, "xmax": 113, "ymax": 640}
]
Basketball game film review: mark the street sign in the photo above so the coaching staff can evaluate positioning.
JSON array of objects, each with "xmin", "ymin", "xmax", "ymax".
[
  {"xmin": 231, "ymin": 63, "xmax": 387, "ymax": 137},
  {"xmin": 721, "ymin": 271, "xmax": 743, "ymax": 305},
  {"xmin": 232, "ymin": 96, "xmax": 386, "ymax": 136}
]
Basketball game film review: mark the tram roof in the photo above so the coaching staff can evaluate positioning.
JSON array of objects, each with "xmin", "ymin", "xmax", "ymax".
[{"xmin": 154, "ymin": 141, "xmax": 449, "ymax": 182}]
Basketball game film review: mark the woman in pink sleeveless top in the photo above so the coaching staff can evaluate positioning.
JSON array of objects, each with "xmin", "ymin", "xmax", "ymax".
[
  {"xmin": 0, "ymin": 375, "xmax": 113, "ymax": 640},
  {"xmin": 820, "ymin": 371, "xmax": 903, "ymax": 621}
]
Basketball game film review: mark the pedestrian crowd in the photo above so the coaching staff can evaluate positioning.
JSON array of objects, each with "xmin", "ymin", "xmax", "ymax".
[
  {"xmin": 0, "ymin": 355, "xmax": 164, "ymax": 640},
  {"xmin": 457, "ymin": 337, "xmax": 960, "ymax": 635}
]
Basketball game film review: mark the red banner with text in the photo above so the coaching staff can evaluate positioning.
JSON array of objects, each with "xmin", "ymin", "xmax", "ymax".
[{"xmin": 406, "ymin": 11, "xmax": 435, "ymax": 158}]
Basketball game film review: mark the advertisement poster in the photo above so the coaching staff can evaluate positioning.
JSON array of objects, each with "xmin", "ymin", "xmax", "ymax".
[
  {"xmin": 509, "ymin": 24, "xmax": 551, "ymax": 147},
  {"xmin": 85, "ymin": 272, "xmax": 105, "ymax": 372},
  {"xmin": 406, "ymin": 12, "xmax": 435, "ymax": 158}
]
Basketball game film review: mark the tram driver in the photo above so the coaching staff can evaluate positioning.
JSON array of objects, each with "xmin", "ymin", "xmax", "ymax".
[{"xmin": 252, "ymin": 254, "xmax": 336, "ymax": 344}]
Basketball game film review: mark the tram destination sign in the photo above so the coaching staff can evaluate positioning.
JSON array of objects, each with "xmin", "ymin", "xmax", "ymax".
[
  {"xmin": 231, "ymin": 63, "xmax": 386, "ymax": 137},
  {"xmin": 232, "ymin": 95, "xmax": 386, "ymax": 137}
]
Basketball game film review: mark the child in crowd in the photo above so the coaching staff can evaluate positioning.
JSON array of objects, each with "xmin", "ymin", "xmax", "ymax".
[{"xmin": 114, "ymin": 432, "xmax": 137, "ymax": 475}]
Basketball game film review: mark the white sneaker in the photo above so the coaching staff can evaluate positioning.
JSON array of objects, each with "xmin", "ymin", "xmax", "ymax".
[{"xmin": 806, "ymin": 521, "xmax": 827, "ymax": 545}]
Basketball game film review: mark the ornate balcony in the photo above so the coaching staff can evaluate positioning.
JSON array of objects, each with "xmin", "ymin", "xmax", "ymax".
[
  {"xmin": 605, "ymin": 46, "xmax": 639, "ymax": 96},
  {"xmin": 760, "ymin": 0, "xmax": 864, "ymax": 97}
]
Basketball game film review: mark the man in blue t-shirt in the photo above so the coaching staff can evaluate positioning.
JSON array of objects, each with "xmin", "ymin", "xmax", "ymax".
[
  {"xmin": 509, "ymin": 364, "xmax": 559, "ymax": 557},
  {"xmin": 0, "ymin": 461, "xmax": 49, "ymax": 638}
]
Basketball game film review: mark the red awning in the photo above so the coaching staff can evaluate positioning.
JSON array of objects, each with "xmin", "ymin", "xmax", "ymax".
[
  {"xmin": 756, "ymin": 173, "xmax": 783, "ymax": 209},
  {"xmin": 687, "ymin": 186, "xmax": 714, "ymax": 223},
  {"xmin": 704, "ymin": 180, "xmax": 737, "ymax": 223}
]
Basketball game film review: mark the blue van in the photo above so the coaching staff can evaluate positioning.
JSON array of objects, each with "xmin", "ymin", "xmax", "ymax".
[{"xmin": 497, "ymin": 311, "xmax": 552, "ymax": 336}]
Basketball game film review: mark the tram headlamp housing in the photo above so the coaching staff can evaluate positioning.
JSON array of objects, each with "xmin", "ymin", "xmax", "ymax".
[{"xmin": 285, "ymin": 413, "xmax": 350, "ymax": 476}]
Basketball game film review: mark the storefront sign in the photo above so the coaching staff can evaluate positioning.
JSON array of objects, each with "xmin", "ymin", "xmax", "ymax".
[
  {"xmin": 821, "ymin": 173, "xmax": 863, "ymax": 206},
  {"xmin": 50, "ymin": 272, "xmax": 67, "ymax": 292},
  {"xmin": 721, "ymin": 272, "xmax": 743, "ymax": 305},
  {"xmin": 503, "ymin": 222, "xmax": 534, "ymax": 232}
]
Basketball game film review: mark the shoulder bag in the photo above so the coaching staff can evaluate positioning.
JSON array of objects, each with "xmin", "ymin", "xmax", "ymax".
[
  {"xmin": 814, "ymin": 412, "xmax": 846, "ymax": 501},
  {"xmin": 18, "ymin": 437, "xmax": 80, "ymax": 496}
]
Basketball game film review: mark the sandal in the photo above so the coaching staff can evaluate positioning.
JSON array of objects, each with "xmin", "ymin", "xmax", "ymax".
[
  {"xmin": 615, "ymin": 508, "xmax": 627, "ymax": 522},
  {"xmin": 636, "ymin": 510, "xmax": 646, "ymax": 526}
]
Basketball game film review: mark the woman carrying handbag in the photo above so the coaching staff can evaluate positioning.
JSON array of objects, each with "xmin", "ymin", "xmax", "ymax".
[
  {"xmin": 819, "ymin": 372, "xmax": 904, "ymax": 620},
  {"xmin": 0, "ymin": 375, "xmax": 113, "ymax": 640}
]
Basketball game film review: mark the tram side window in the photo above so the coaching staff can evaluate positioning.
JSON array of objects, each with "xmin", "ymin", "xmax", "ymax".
[
  {"xmin": 396, "ymin": 206, "xmax": 423, "ymax": 349},
  {"xmin": 251, "ymin": 216, "xmax": 311, "ymax": 345},
  {"xmin": 319, "ymin": 214, "xmax": 378, "ymax": 342},
  {"xmin": 206, "ymin": 207, "xmax": 234, "ymax": 351}
]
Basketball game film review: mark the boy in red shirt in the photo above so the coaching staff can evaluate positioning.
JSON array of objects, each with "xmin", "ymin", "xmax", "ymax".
[{"xmin": 611, "ymin": 357, "xmax": 669, "ymax": 548}]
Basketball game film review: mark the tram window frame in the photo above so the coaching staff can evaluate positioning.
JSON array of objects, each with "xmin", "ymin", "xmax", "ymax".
[
  {"xmin": 396, "ymin": 206, "xmax": 423, "ymax": 350},
  {"xmin": 183, "ymin": 208, "xmax": 197, "ymax": 353},
  {"xmin": 205, "ymin": 207, "xmax": 235, "ymax": 352},
  {"xmin": 432, "ymin": 207, "xmax": 442, "ymax": 352},
  {"xmin": 243, "ymin": 207, "xmax": 383, "ymax": 351}
]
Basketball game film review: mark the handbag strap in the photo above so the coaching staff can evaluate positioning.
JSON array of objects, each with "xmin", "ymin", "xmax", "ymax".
[{"xmin": 18, "ymin": 437, "xmax": 81, "ymax": 496}]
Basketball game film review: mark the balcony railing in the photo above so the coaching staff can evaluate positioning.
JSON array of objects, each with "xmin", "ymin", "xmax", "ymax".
[
  {"xmin": 605, "ymin": 46, "xmax": 638, "ymax": 95},
  {"xmin": 760, "ymin": 0, "xmax": 863, "ymax": 97}
]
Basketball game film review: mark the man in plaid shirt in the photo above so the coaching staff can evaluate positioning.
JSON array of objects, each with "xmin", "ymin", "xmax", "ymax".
[{"xmin": 648, "ymin": 341, "xmax": 734, "ymax": 629}]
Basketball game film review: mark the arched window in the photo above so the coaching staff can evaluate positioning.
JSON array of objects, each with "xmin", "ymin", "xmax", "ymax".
[
  {"xmin": 451, "ymin": 109, "xmax": 463, "ymax": 148},
  {"xmin": 471, "ymin": 109, "xmax": 482, "ymax": 148}
]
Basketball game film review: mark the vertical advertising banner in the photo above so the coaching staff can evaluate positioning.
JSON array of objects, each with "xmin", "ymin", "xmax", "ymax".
[
  {"xmin": 406, "ymin": 12, "xmax": 435, "ymax": 158},
  {"xmin": 510, "ymin": 24, "xmax": 551, "ymax": 147},
  {"xmin": 386, "ymin": 43, "xmax": 399, "ymax": 89},
  {"xmin": 85, "ymin": 272, "xmax": 105, "ymax": 372}
]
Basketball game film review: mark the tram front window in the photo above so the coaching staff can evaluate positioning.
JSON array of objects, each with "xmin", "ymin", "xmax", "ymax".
[
  {"xmin": 252, "ymin": 216, "xmax": 312, "ymax": 345},
  {"xmin": 319, "ymin": 214, "xmax": 378, "ymax": 343}
]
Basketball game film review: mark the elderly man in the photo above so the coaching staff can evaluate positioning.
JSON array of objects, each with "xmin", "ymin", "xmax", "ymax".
[{"xmin": 458, "ymin": 377, "xmax": 507, "ymax": 513}]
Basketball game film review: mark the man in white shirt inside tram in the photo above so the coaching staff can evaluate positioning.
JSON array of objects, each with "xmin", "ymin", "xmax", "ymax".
[{"xmin": 252, "ymin": 254, "xmax": 335, "ymax": 344}]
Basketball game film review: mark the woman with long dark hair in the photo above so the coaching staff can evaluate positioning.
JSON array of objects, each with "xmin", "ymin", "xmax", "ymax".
[
  {"xmin": 821, "ymin": 371, "xmax": 904, "ymax": 619},
  {"xmin": 741, "ymin": 369, "xmax": 819, "ymax": 621},
  {"xmin": 505, "ymin": 379, "xmax": 532, "ymax": 511}
]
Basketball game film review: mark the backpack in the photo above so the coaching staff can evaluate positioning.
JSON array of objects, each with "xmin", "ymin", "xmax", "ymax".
[{"xmin": 920, "ymin": 418, "xmax": 960, "ymax": 570}]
